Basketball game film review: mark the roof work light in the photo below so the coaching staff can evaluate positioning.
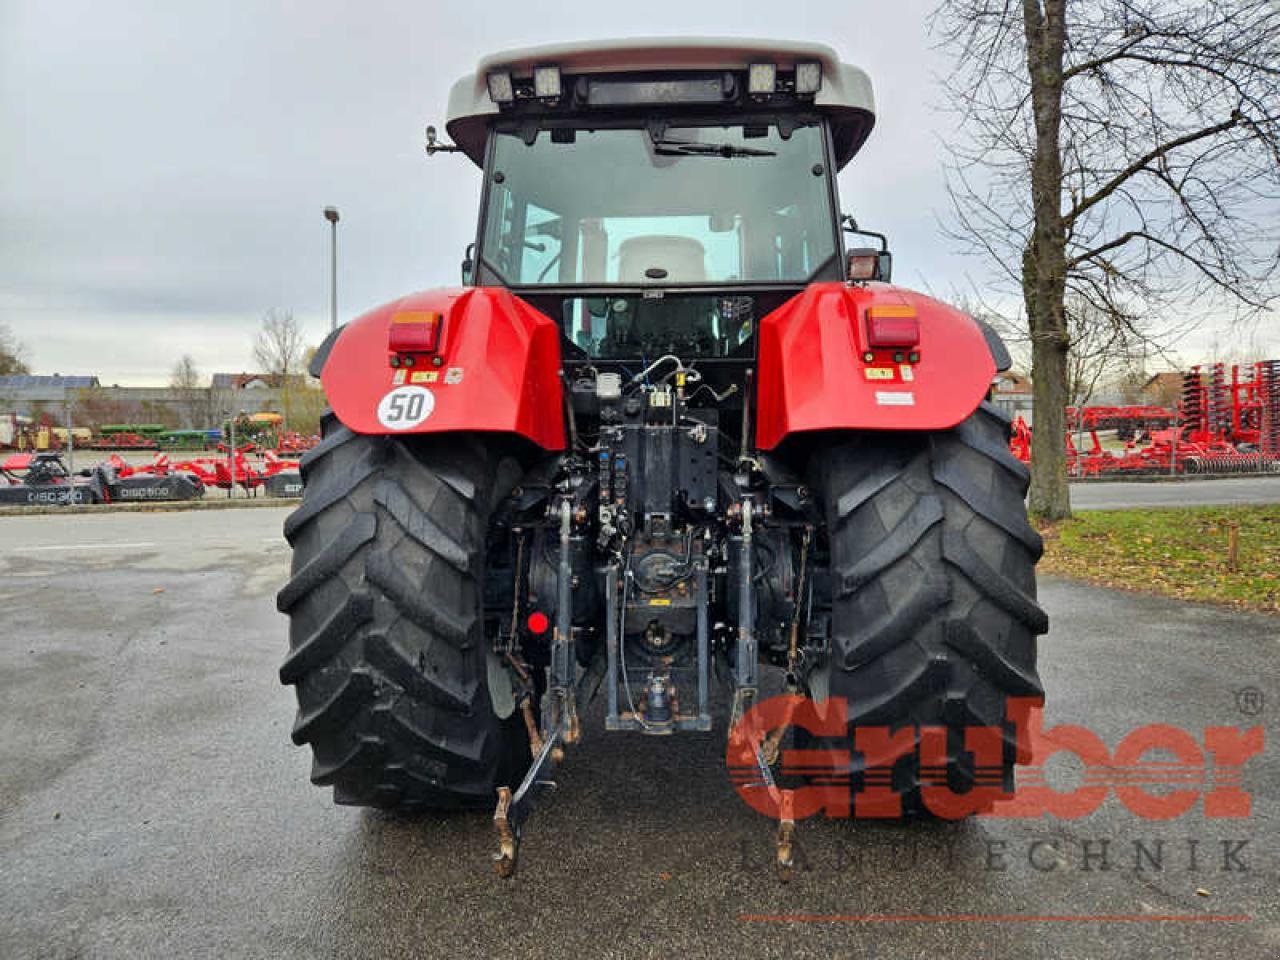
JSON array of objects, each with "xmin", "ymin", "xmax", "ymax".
[
  {"xmin": 747, "ymin": 62, "xmax": 777, "ymax": 96},
  {"xmin": 533, "ymin": 65, "xmax": 562, "ymax": 100},
  {"xmin": 486, "ymin": 70, "xmax": 514, "ymax": 103},
  {"xmin": 794, "ymin": 61, "xmax": 822, "ymax": 94}
]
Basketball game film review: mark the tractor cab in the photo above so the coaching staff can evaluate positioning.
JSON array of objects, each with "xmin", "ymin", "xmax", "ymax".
[{"xmin": 439, "ymin": 39, "xmax": 880, "ymax": 362}]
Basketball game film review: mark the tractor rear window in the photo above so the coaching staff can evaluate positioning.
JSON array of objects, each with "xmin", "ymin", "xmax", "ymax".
[
  {"xmin": 559, "ymin": 294, "xmax": 757, "ymax": 359},
  {"xmin": 479, "ymin": 123, "xmax": 837, "ymax": 287}
]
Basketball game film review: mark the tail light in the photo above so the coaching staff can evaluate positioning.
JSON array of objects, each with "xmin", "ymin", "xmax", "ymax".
[
  {"xmin": 388, "ymin": 311, "xmax": 442, "ymax": 354},
  {"xmin": 865, "ymin": 304, "xmax": 920, "ymax": 349}
]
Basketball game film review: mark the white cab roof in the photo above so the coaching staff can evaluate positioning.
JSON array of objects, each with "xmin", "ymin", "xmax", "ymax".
[{"xmin": 445, "ymin": 37, "xmax": 876, "ymax": 168}]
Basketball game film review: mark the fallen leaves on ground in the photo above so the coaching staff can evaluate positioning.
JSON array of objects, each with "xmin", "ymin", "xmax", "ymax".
[{"xmin": 1037, "ymin": 505, "xmax": 1280, "ymax": 614}]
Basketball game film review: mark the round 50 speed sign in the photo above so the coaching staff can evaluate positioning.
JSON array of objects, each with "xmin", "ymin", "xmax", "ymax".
[{"xmin": 376, "ymin": 385, "xmax": 435, "ymax": 430}]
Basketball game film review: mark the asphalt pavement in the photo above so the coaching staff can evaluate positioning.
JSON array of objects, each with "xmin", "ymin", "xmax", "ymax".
[
  {"xmin": 1070, "ymin": 474, "xmax": 1280, "ymax": 510},
  {"xmin": 1, "ymin": 508, "xmax": 1277, "ymax": 959}
]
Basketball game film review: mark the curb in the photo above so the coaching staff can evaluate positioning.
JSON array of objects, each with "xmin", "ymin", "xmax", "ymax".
[
  {"xmin": 2, "ymin": 473, "xmax": 1276, "ymax": 515},
  {"xmin": 1069, "ymin": 472, "xmax": 1280, "ymax": 484},
  {"xmin": 0, "ymin": 496, "xmax": 298, "ymax": 519}
]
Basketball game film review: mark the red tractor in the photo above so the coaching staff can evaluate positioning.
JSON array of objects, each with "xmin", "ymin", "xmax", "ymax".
[{"xmin": 279, "ymin": 40, "xmax": 1047, "ymax": 874}]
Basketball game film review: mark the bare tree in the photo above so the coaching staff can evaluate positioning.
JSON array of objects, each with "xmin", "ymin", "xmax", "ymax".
[
  {"xmin": 253, "ymin": 309, "xmax": 304, "ymax": 428},
  {"xmin": 0, "ymin": 323, "xmax": 29, "ymax": 376},
  {"xmin": 937, "ymin": 0, "xmax": 1280, "ymax": 519},
  {"xmin": 972, "ymin": 292, "xmax": 1152, "ymax": 447},
  {"xmin": 171, "ymin": 354, "xmax": 200, "ymax": 390},
  {"xmin": 205, "ymin": 386, "xmax": 235, "ymax": 439},
  {"xmin": 169, "ymin": 354, "xmax": 205, "ymax": 428},
  {"xmin": 1064, "ymin": 298, "xmax": 1149, "ymax": 410}
]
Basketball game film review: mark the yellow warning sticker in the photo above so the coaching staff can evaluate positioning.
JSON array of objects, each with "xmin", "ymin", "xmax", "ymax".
[
  {"xmin": 647, "ymin": 598, "xmax": 672, "ymax": 607},
  {"xmin": 410, "ymin": 371, "xmax": 439, "ymax": 384},
  {"xmin": 864, "ymin": 367, "xmax": 895, "ymax": 381}
]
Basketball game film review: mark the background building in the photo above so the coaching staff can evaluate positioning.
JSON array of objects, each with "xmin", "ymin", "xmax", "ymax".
[
  {"xmin": 990, "ymin": 371, "xmax": 1034, "ymax": 421},
  {"xmin": 0, "ymin": 372, "xmax": 297, "ymax": 430}
]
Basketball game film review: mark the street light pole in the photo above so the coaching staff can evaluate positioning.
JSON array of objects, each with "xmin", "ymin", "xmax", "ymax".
[
  {"xmin": 227, "ymin": 410, "xmax": 235, "ymax": 499},
  {"xmin": 324, "ymin": 206, "xmax": 340, "ymax": 331},
  {"xmin": 64, "ymin": 397, "xmax": 74, "ymax": 475}
]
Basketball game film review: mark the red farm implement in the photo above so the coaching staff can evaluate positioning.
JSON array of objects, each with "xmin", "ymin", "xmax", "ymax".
[
  {"xmin": 170, "ymin": 445, "xmax": 264, "ymax": 491},
  {"xmin": 89, "ymin": 431, "xmax": 159, "ymax": 451},
  {"xmin": 163, "ymin": 445, "xmax": 302, "ymax": 497},
  {"xmin": 1011, "ymin": 360, "xmax": 1280, "ymax": 476},
  {"xmin": 1177, "ymin": 362, "xmax": 1280, "ymax": 471},
  {"xmin": 274, "ymin": 431, "xmax": 319, "ymax": 456},
  {"xmin": 1064, "ymin": 405, "xmax": 1176, "ymax": 439},
  {"xmin": 0, "ymin": 452, "xmax": 102, "ymax": 505},
  {"xmin": 1010, "ymin": 412, "xmax": 1181, "ymax": 476},
  {"xmin": 94, "ymin": 452, "xmax": 203, "ymax": 502},
  {"xmin": 1262, "ymin": 360, "xmax": 1280, "ymax": 456}
]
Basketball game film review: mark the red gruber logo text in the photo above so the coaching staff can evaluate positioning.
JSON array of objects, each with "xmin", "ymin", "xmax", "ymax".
[{"xmin": 726, "ymin": 695, "xmax": 1264, "ymax": 820}]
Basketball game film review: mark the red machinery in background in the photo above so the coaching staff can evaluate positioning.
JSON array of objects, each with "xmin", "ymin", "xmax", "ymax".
[
  {"xmin": 1263, "ymin": 360, "xmax": 1280, "ymax": 455},
  {"xmin": 89, "ymin": 431, "xmax": 158, "ymax": 451},
  {"xmin": 1011, "ymin": 359, "xmax": 1280, "ymax": 476},
  {"xmin": 1175, "ymin": 361, "xmax": 1280, "ymax": 471},
  {"xmin": 105, "ymin": 446, "xmax": 304, "ymax": 496},
  {"xmin": 191, "ymin": 444, "xmax": 302, "ymax": 493},
  {"xmin": 1064, "ymin": 405, "xmax": 1177, "ymax": 439},
  {"xmin": 274, "ymin": 431, "xmax": 319, "ymax": 456}
]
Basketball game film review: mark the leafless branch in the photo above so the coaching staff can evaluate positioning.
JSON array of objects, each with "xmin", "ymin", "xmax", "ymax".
[{"xmin": 934, "ymin": 0, "xmax": 1280, "ymax": 517}]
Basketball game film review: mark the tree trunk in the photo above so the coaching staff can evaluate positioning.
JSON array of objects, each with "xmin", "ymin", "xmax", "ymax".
[
  {"xmin": 1022, "ymin": 0, "xmax": 1072, "ymax": 521},
  {"xmin": 1028, "ymin": 299, "xmax": 1070, "ymax": 518}
]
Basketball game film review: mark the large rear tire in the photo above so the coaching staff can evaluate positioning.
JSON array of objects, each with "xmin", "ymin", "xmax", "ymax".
[
  {"xmin": 278, "ymin": 415, "xmax": 529, "ymax": 809},
  {"xmin": 806, "ymin": 402, "xmax": 1048, "ymax": 815}
]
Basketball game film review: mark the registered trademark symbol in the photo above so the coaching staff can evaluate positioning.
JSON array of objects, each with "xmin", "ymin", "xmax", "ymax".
[{"xmin": 1235, "ymin": 687, "xmax": 1265, "ymax": 717}]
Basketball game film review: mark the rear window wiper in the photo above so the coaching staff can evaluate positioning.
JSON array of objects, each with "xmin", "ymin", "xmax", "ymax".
[{"xmin": 652, "ymin": 138, "xmax": 776, "ymax": 158}]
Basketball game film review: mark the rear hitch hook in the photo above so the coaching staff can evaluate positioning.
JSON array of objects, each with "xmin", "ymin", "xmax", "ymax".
[{"xmin": 491, "ymin": 717, "xmax": 566, "ymax": 878}]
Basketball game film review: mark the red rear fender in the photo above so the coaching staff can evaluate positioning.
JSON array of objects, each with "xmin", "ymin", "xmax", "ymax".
[
  {"xmin": 321, "ymin": 287, "xmax": 566, "ymax": 450},
  {"xmin": 755, "ymin": 283, "xmax": 997, "ymax": 449}
]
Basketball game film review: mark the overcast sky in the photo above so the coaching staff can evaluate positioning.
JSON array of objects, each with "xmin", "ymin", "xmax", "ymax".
[{"xmin": 2, "ymin": 0, "xmax": 1275, "ymax": 385}]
